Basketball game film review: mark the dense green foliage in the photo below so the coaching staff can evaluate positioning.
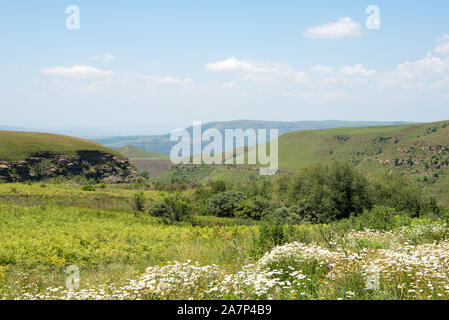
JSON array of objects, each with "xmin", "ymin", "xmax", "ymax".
[
  {"xmin": 190, "ymin": 162, "xmax": 439, "ymax": 225},
  {"xmin": 148, "ymin": 194, "xmax": 192, "ymax": 224},
  {"xmin": 206, "ymin": 190, "xmax": 246, "ymax": 217}
]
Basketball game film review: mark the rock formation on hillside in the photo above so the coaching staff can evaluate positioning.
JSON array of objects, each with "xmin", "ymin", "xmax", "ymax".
[{"xmin": 0, "ymin": 150, "xmax": 136, "ymax": 183}]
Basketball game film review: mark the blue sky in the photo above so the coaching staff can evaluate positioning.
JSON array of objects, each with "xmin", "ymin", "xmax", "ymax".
[{"xmin": 1, "ymin": 1, "xmax": 449, "ymax": 135}]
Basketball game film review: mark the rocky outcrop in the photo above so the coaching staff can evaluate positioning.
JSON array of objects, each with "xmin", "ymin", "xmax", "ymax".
[{"xmin": 0, "ymin": 150, "xmax": 136, "ymax": 183}]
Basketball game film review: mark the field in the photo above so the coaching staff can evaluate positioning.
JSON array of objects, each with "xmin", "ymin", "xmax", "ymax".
[
  {"xmin": 1, "ymin": 123, "xmax": 449, "ymax": 300},
  {"xmin": 1, "ymin": 181, "xmax": 449, "ymax": 300}
]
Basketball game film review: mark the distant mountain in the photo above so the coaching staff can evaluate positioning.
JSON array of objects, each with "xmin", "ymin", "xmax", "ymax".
[{"xmin": 94, "ymin": 120, "xmax": 413, "ymax": 154}]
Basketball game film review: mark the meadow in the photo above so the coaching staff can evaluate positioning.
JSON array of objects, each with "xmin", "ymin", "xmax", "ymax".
[{"xmin": 1, "ymin": 172, "xmax": 449, "ymax": 300}]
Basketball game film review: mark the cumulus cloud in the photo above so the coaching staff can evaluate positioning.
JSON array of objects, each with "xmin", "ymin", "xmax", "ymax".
[
  {"xmin": 380, "ymin": 53, "xmax": 449, "ymax": 88},
  {"xmin": 434, "ymin": 35, "xmax": 449, "ymax": 54},
  {"xmin": 89, "ymin": 54, "xmax": 117, "ymax": 62},
  {"xmin": 222, "ymin": 81, "xmax": 236, "ymax": 88},
  {"xmin": 294, "ymin": 71, "xmax": 310, "ymax": 83},
  {"xmin": 40, "ymin": 65, "xmax": 114, "ymax": 78},
  {"xmin": 144, "ymin": 75, "xmax": 194, "ymax": 85},
  {"xmin": 311, "ymin": 65, "xmax": 334, "ymax": 75},
  {"xmin": 303, "ymin": 17, "xmax": 363, "ymax": 39},
  {"xmin": 340, "ymin": 64, "xmax": 376, "ymax": 77},
  {"xmin": 205, "ymin": 57, "xmax": 277, "ymax": 73},
  {"xmin": 395, "ymin": 53, "xmax": 448, "ymax": 78}
]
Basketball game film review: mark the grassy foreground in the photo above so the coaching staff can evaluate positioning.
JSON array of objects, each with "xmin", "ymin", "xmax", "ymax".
[{"xmin": 1, "ymin": 182, "xmax": 449, "ymax": 300}]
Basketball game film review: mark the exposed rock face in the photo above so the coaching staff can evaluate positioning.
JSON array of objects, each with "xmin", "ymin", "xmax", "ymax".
[{"xmin": 0, "ymin": 151, "xmax": 136, "ymax": 183}]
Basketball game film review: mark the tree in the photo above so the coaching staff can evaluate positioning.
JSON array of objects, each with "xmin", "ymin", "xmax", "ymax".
[{"xmin": 207, "ymin": 190, "xmax": 246, "ymax": 217}]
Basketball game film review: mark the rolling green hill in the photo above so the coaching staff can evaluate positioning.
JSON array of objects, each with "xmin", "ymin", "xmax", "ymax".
[
  {"xmin": 234, "ymin": 120, "xmax": 449, "ymax": 205},
  {"xmin": 117, "ymin": 145, "xmax": 169, "ymax": 160},
  {"xmin": 0, "ymin": 130, "xmax": 120, "ymax": 161},
  {"xmin": 94, "ymin": 120, "xmax": 412, "ymax": 154},
  {"xmin": 0, "ymin": 131, "xmax": 134, "ymax": 182},
  {"xmin": 159, "ymin": 121, "xmax": 449, "ymax": 205},
  {"xmin": 260, "ymin": 121, "xmax": 449, "ymax": 171}
]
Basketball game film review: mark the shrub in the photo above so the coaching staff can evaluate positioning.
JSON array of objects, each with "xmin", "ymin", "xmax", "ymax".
[
  {"xmin": 253, "ymin": 213, "xmax": 286, "ymax": 254},
  {"xmin": 234, "ymin": 196, "xmax": 270, "ymax": 220},
  {"xmin": 148, "ymin": 201, "xmax": 170, "ymax": 219},
  {"xmin": 274, "ymin": 162, "xmax": 373, "ymax": 223},
  {"xmin": 352, "ymin": 206, "xmax": 400, "ymax": 231},
  {"xmin": 371, "ymin": 172, "xmax": 426, "ymax": 217},
  {"xmin": 139, "ymin": 171, "xmax": 150, "ymax": 179},
  {"xmin": 288, "ymin": 204, "xmax": 315, "ymax": 224},
  {"xmin": 132, "ymin": 192, "xmax": 146, "ymax": 212},
  {"xmin": 149, "ymin": 194, "xmax": 192, "ymax": 224},
  {"xmin": 207, "ymin": 190, "xmax": 246, "ymax": 217},
  {"xmin": 208, "ymin": 180, "xmax": 227, "ymax": 193},
  {"xmin": 82, "ymin": 185, "xmax": 96, "ymax": 192}
]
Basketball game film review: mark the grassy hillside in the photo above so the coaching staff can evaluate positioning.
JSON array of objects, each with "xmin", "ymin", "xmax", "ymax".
[
  {"xmin": 268, "ymin": 121, "xmax": 449, "ymax": 171},
  {"xmin": 233, "ymin": 120, "xmax": 449, "ymax": 205},
  {"xmin": 117, "ymin": 145, "xmax": 169, "ymax": 160},
  {"xmin": 154, "ymin": 164, "xmax": 261, "ymax": 184},
  {"xmin": 94, "ymin": 120, "xmax": 411, "ymax": 154},
  {"xmin": 0, "ymin": 130, "xmax": 120, "ymax": 161}
]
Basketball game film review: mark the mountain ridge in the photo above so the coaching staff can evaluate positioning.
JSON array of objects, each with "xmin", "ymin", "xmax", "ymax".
[{"xmin": 94, "ymin": 120, "xmax": 414, "ymax": 154}]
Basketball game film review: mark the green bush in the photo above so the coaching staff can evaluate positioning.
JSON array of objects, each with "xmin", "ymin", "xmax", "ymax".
[
  {"xmin": 253, "ymin": 213, "xmax": 286, "ymax": 254},
  {"xmin": 132, "ymin": 191, "xmax": 146, "ymax": 212},
  {"xmin": 279, "ymin": 162, "xmax": 373, "ymax": 223},
  {"xmin": 207, "ymin": 190, "xmax": 246, "ymax": 217},
  {"xmin": 82, "ymin": 185, "xmax": 96, "ymax": 192},
  {"xmin": 148, "ymin": 194, "xmax": 192, "ymax": 224},
  {"xmin": 208, "ymin": 180, "xmax": 227, "ymax": 193},
  {"xmin": 352, "ymin": 206, "xmax": 401, "ymax": 231},
  {"xmin": 234, "ymin": 196, "xmax": 271, "ymax": 220},
  {"xmin": 288, "ymin": 204, "xmax": 315, "ymax": 224},
  {"xmin": 148, "ymin": 201, "xmax": 170, "ymax": 219},
  {"xmin": 371, "ymin": 172, "xmax": 425, "ymax": 217},
  {"xmin": 139, "ymin": 171, "xmax": 150, "ymax": 179}
]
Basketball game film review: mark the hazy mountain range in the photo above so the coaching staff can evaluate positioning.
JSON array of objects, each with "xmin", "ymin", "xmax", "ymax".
[{"xmin": 92, "ymin": 120, "xmax": 413, "ymax": 154}]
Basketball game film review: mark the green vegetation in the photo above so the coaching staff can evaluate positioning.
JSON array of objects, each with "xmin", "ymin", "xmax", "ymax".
[
  {"xmin": 0, "ymin": 178, "xmax": 448, "ymax": 300},
  {"xmin": 0, "ymin": 130, "xmax": 119, "ymax": 161},
  {"xmin": 95, "ymin": 120, "xmax": 411, "ymax": 153},
  {"xmin": 118, "ymin": 145, "xmax": 169, "ymax": 160},
  {"xmin": 2, "ymin": 122, "xmax": 449, "ymax": 300}
]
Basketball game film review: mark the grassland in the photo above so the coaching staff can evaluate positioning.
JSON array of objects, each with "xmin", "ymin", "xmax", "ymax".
[
  {"xmin": 2, "ymin": 123, "xmax": 449, "ymax": 300},
  {"xmin": 0, "ymin": 180, "xmax": 448, "ymax": 300},
  {"xmin": 155, "ymin": 164, "xmax": 262, "ymax": 184},
  {"xmin": 0, "ymin": 182, "xmax": 449, "ymax": 300},
  {"xmin": 0, "ymin": 130, "xmax": 120, "ymax": 161},
  {"xmin": 236, "ymin": 121, "xmax": 449, "ymax": 171},
  {"xmin": 118, "ymin": 145, "xmax": 169, "ymax": 161}
]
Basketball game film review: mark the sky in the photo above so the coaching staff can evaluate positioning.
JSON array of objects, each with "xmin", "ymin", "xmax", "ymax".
[{"xmin": 1, "ymin": 1, "xmax": 449, "ymax": 136}]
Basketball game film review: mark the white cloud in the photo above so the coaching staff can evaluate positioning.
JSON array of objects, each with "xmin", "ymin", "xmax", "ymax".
[
  {"xmin": 311, "ymin": 65, "xmax": 334, "ymax": 75},
  {"xmin": 144, "ymin": 75, "xmax": 194, "ymax": 85},
  {"xmin": 434, "ymin": 35, "xmax": 449, "ymax": 54},
  {"xmin": 40, "ymin": 65, "xmax": 114, "ymax": 78},
  {"xmin": 379, "ymin": 53, "xmax": 449, "ymax": 88},
  {"xmin": 395, "ymin": 53, "xmax": 448, "ymax": 78},
  {"xmin": 340, "ymin": 64, "xmax": 376, "ymax": 77},
  {"xmin": 222, "ymin": 81, "xmax": 236, "ymax": 88},
  {"xmin": 205, "ymin": 57, "xmax": 277, "ymax": 73},
  {"xmin": 294, "ymin": 71, "xmax": 310, "ymax": 83},
  {"xmin": 303, "ymin": 17, "xmax": 363, "ymax": 39},
  {"xmin": 89, "ymin": 54, "xmax": 117, "ymax": 62}
]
